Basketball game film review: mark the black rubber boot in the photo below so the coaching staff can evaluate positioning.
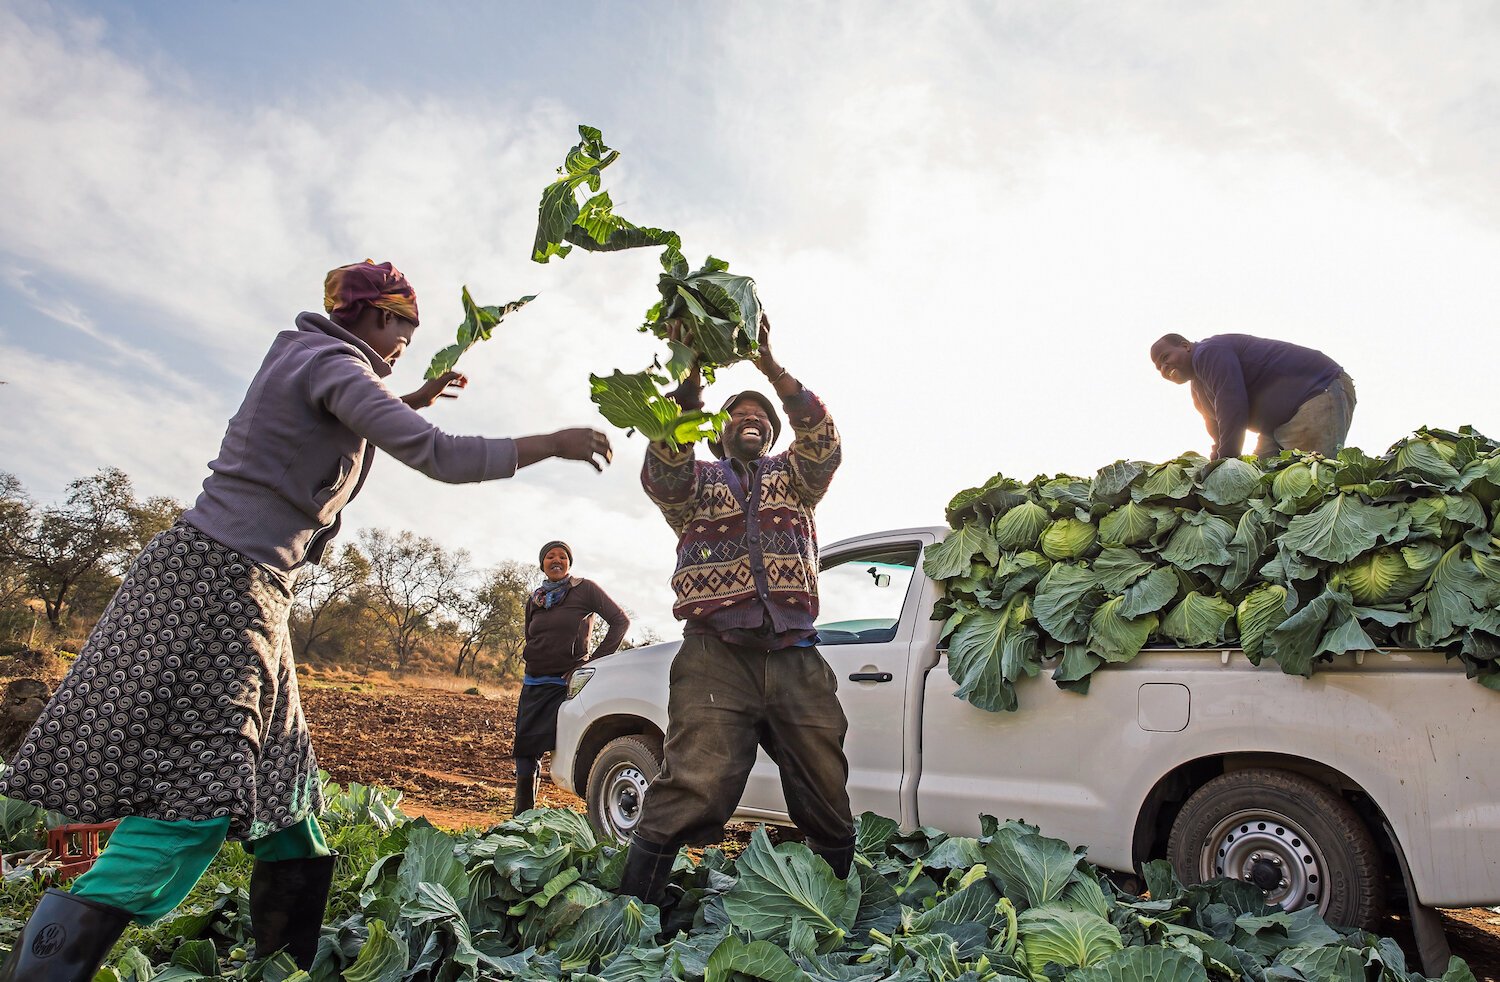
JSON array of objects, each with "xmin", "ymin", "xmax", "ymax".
[
  {"xmin": 810, "ymin": 836, "xmax": 857, "ymax": 879},
  {"xmin": 249, "ymin": 853, "xmax": 337, "ymax": 970},
  {"xmin": 513, "ymin": 757, "xmax": 540, "ymax": 815},
  {"xmin": 0, "ymin": 888, "xmax": 131, "ymax": 981},
  {"xmin": 617, "ymin": 834, "xmax": 678, "ymax": 906}
]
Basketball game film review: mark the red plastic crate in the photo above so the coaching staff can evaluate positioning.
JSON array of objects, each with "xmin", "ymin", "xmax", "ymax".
[{"xmin": 46, "ymin": 821, "xmax": 118, "ymax": 879}]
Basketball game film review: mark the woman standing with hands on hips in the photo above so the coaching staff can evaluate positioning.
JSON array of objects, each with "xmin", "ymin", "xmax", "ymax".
[
  {"xmin": 0, "ymin": 261, "xmax": 612, "ymax": 981},
  {"xmin": 512, "ymin": 540, "xmax": 629, "ymax": 815}
]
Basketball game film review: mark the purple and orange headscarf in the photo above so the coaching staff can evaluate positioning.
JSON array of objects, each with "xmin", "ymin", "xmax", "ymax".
[{"xmin": 323, "ymin": 260, "xmax": 420, "ymax": 326}]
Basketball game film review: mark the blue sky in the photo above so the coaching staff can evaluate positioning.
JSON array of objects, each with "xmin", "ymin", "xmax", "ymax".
[{"xmin": 3, "ymin": 1, "xmax": 1499, "ymax": 637}]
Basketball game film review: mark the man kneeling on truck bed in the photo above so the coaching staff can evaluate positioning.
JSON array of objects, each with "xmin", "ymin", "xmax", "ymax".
[
  {"xmin": 618, "ymin": 313, "xmax": 853, "ymax": 906},
  {"xmin": 1150, "ymin": 332, "xmax": 1356, "ymax": 460}
]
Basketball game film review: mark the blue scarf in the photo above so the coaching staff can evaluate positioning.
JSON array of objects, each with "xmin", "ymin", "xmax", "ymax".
[{"xmin": 532, "ymin": 577, "xmax": 573, "ymax": 610}]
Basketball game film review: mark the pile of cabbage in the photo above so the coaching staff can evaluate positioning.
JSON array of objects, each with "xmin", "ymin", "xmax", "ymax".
[
  {"xmin": 60, "ymin": 800, "xmax": 1476, "ymax": 981},
  {"xmin": 926, "ymin": 427, "xmax": 1500, "ymax": 712}
]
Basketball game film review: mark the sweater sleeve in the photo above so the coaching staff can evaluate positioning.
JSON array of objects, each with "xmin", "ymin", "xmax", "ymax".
[
  {"xmin": 583, "ymin": 581, "xmax": 630, "ymax": 657},
  {"xmin": 309, "ymin": 350, "xmax": 518, "ymax": 482},
  {"xmin": 782, "ymin": 386, "xmax": 842, "ymax": 506},
  {"xmin": 642, "ymin": 443, "xmax": 701, "ymax": 536},
  {"xmin": 1193, "ymin": 346, "xmax": 1249, "ymax": 459}
]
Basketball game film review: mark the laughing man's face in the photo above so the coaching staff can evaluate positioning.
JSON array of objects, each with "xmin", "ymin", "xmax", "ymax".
[{"xmin": 725, "ymin": 399, "xmax": 771, "ymax": 460}]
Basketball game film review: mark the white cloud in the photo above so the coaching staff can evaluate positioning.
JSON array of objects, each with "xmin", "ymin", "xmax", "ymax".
[
  {"xmin": 2, "ymin": 1, "xmax": 1500, "ymax": 638},
  {"xmin": 0, "ymin": 342, "xmax": 222, "ymax": 500}
]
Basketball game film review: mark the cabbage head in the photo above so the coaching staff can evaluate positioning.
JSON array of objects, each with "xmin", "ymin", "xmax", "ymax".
[
  {"xmin": 1161, "ymin": 592, "xmax": 1234, "ymax": 647},
  {"xmin": 1040, "ymin": 518, "xmax": 1099, "ymax": 561},
  {"xmin": 1198, "ymin": 457, "xmax": 1263, "ymax": 506},
  {"xmin": 1097, "ymin": 502, "xmax": 1156, "ymax": 547},
  {"xmin": 1407, "ymin": 493, "xmax": 1487, "ymax": 542},
  {"xmin": 1017, "ymin": 905, "xmax": 1123, "ymax": 977},
  {"xmin": 1333, "ymin": 542, "xmax": 1440, "ymax": 605},
  {"xmin": 1236, "ymin": 583, "xmax": 1289, "ymax": 663},
  {"xmin": 1271, "ymin": 461, "xmax": 1314, "ymax": 502},
  {"xmin": 1394, "ymin": 432, "xmax": 1462, "ymax": 484},
  {"xmin": 994, "ymin": 500, "xmax": 1051, "ymax": 551},
  {"xmin": 1089, "ymin": 597, "xmax": 1159, "ymax": 663},
  {"xmin": 1468, "ymin": 540, "xmax": 1500, "ymax": 584},
  {"xmin": 1038, "ymin": 477, "xmax": 1093, "ymax": 515}
]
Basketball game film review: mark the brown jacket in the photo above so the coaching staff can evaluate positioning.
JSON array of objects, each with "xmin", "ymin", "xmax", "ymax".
[{"xmin": 522, "ymin": 578, "xmax": 629, "ymax": 677}]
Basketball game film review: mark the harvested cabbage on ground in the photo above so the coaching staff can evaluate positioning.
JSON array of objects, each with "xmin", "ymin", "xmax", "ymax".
[
  {"xmin": 929, "ymin": 427, "xmax": 1500, "ymax": 712},
  {"xmin": 4, "ymin": 778, "xmax": 1470, "ymax": 981}
]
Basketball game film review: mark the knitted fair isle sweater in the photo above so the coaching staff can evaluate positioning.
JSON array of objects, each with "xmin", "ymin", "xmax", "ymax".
[{"xmin": 642, "ymin": 387, "xmax": 841, "ymax": 638}]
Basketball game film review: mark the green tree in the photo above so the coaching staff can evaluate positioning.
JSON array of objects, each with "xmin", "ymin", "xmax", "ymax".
[
  {"xmin": 2, "ymin": 467, "xmax": 140, "ymax": 628},
  {"xmin": 126, "ymin": 493, "xmax": 185, "ymax": 556},
  {"xmin": 0, "ymin": 474, "xmax": 36, "ymax": 639}
]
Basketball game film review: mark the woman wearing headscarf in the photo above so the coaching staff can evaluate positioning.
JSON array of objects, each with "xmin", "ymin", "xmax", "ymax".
[
  {"xmin": 0, "ymin": 261, "xmax": 613, "ymax": 980},
  {"xmin": 512, "ymin": 540, "xmax": 629, "ymax": 815}
]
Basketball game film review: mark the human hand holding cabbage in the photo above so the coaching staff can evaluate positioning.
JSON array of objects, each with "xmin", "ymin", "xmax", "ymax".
[{"xmin": 749, "ymin": 311, "xmax": 800, "ymax": 399}]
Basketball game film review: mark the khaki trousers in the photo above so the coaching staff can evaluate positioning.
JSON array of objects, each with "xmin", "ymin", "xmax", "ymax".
[
  {"xmin": 633, "ymin": 635, "xmax": 855, "ymax": 849},
  {"xmin": 1256, "ymin": 372, "xmax": 1358, "ymax": 458}
]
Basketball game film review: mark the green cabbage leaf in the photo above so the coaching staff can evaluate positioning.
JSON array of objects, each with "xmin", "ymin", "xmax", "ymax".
[{"xmin": 425, "ymin": 288, "xmax": 536, "ymax": 380}]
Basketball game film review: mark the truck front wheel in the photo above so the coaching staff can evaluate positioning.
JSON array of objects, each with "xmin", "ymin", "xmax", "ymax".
[
  {"xmin": 1165, "ymin": 767, "xmax": 1384, "ymax": 929},
  {"xmin": 585, "ymin": 734, "xmax": 663, "ymax": 843}
]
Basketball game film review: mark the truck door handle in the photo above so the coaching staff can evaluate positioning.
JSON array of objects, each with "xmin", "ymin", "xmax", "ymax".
[{"xmin": 849, "ymin": 672, "xmax": 893, "ymax": 683}]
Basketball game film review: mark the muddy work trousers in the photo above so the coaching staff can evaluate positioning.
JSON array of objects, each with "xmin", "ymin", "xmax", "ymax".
[{"xmin": 633, "ymin": 635, "xmax": 855, "ymax": 851}]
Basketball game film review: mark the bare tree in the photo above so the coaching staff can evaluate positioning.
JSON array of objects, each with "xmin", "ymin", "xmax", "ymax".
[
  {"xmin": 359, "ymin": 528, "xmax": 469, "ymax": 671},
  {"xmin": 451, "ymin": 560, "xmax": 533, "ymax": 677},
  {"xmin": 1, "ymin": 468, "xmax": 140, "ymax": 628},
  {"xmin": 620, "ymin": 623, "xmax": 665, "ymax": 650},
  {"xmin": 293, "ymin": 543, "xmax": 370, "ymax": 660}
]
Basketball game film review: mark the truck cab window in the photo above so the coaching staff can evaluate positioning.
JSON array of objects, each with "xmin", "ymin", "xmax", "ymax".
[{"xmin": 815, "ymin": 545, "xmax": 920, "ymax": 644}]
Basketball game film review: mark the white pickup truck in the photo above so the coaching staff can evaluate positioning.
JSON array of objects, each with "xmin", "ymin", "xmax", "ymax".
[{"xmin": 552, "ymin": 525, "xmax": 1500, "ymax": 969}]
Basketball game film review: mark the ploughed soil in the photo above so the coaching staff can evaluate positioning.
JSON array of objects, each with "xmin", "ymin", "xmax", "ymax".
[
  {"xmin": 4, "ymin": 654, "xmax": 1499, "ymax": 978},
  {"xmin": 300, "ymin": 674, "xmax": 580, "ymax": 823}
]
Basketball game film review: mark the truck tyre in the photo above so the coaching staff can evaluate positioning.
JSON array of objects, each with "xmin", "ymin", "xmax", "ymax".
[
  {"xmin": 585, "ymin": 734, "xmax": 663, "ymax": 843},
  {"xmin": 1166, "ymin": 768, "xmax": 1384, "ymax": 929}
]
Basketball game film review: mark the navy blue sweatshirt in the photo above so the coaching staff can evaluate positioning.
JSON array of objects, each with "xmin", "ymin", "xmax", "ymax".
[{"xmin": 1190, "ymin": 334, "xmax": 1343, "ymax": 458}]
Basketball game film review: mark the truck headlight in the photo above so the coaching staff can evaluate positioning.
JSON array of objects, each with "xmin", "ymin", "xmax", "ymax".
[{"xmin": 567, "ymin": 668, "xmax": 596, "ymax": 699}]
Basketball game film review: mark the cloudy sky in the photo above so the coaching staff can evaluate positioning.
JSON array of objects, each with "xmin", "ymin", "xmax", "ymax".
[{"xmin": 2, "ymin": 1, "xmax": 1498, "ymax": 638}]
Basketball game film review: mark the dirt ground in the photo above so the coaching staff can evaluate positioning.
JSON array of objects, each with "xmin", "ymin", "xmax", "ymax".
[
  {"xmin": 299, "ymin": 673, "xmax": 585, "ymax": 823},
  {"xmin": 5, "ymin": 654, "xmax": 1500, "ymax": 977}
]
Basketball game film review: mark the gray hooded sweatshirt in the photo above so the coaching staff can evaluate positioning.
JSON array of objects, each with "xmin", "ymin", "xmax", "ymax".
[{"xmin": 180, "ymin": 312, "xmax": 517, "ymax": 574}]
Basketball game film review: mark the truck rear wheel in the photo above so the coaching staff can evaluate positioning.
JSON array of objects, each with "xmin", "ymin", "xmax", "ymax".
[
  {"xmin": 585, "ymin": 734, "xmax": 662, "ymax": 843},
  {"xmin": 1166, "ymin": 767, "xmax": 1384, "ymax": 929}
]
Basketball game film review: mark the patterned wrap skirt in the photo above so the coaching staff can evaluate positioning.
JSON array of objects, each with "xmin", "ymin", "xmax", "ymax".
[{"xmin": 0, "ymin": 522, "xmax": 323, "ymax": 841}]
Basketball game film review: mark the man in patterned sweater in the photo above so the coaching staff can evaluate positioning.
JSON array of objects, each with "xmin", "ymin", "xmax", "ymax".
[{"xmin": 618, "ymin": 314, "xmax": 852, "ymax": 906}]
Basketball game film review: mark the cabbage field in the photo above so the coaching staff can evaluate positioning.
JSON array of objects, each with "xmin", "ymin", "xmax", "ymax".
[
  {"xmin": 926, "ymin": 427, "xmax": 1500, "ymax": 712},
  {"xmin": 0, "ymin": 775, "xmax": 1477, "ymax": 981}
]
